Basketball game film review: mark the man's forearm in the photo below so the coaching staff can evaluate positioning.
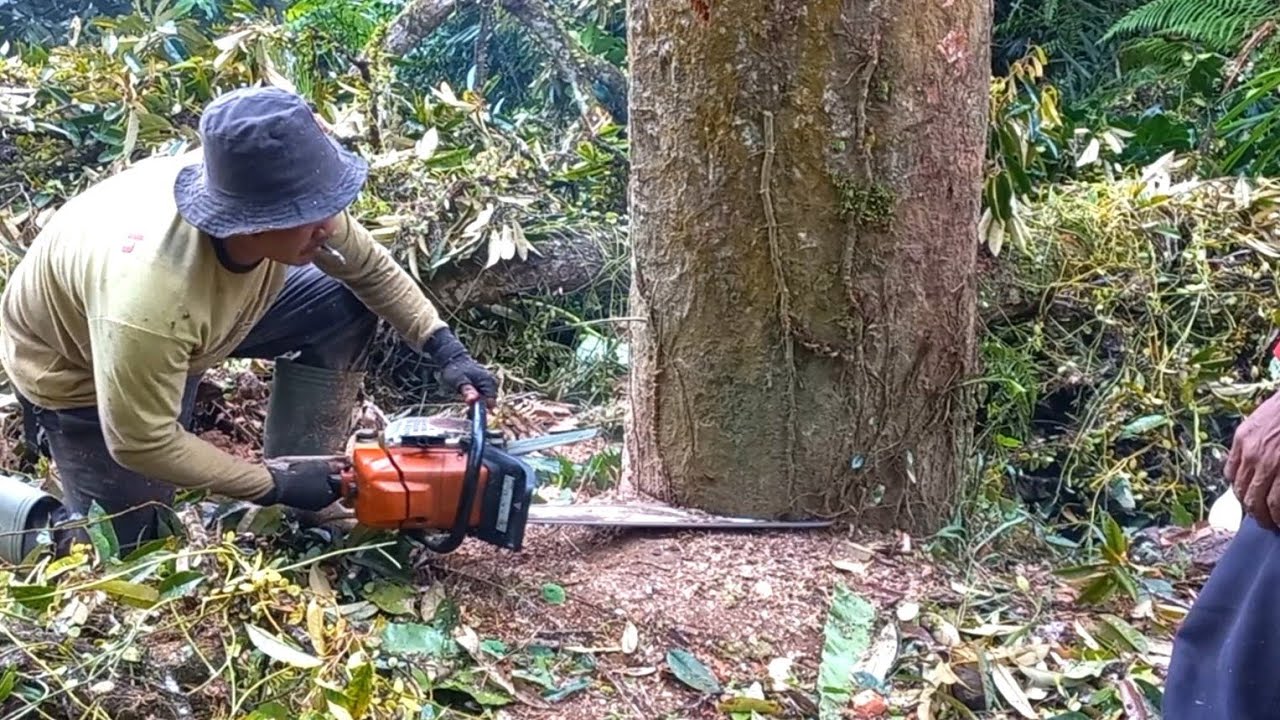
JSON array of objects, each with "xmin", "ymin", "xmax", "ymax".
[
  {"xmin": 317, "ymin": 211, "xmax": 449, "ymax": 348},
  {"xmin": 106, "ymin": 428, "xmax": 276, "ymax": 499}
]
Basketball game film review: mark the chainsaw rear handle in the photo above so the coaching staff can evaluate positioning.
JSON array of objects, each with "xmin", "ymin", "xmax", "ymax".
[{"xmin": 418, "ymin": 399, "xmax": 486, "ymax": 554}]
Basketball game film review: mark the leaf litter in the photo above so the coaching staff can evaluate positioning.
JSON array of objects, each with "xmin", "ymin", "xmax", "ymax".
[{"xmin": 0, "ymin": 371, "xmax": 1216, "ymax": 720}]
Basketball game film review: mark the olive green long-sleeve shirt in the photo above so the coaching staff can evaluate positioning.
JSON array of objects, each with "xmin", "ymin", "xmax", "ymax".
[{"xmin": 0, "ymin": 151, "xmax": 447, "ymax": 499}]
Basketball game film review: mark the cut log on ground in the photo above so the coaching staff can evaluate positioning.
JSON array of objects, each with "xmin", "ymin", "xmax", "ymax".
[{"xmin": 420, "ymin": 230, "xmax": 621, "ymax": 312}]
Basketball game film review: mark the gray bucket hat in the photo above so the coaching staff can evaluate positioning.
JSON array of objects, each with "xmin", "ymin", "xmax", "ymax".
[{"xmin": 174, "ymin": 85, "xmax": 369, "ymax": 237}]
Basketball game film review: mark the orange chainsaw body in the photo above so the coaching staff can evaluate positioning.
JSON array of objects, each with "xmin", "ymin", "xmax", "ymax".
[
  {"xmin": 340, "ymin": 442, "xmax": 492, "ymax": 530},
  {"xmin": 334, "ymin": 412, "xmax": 537, "ymax": 553}
]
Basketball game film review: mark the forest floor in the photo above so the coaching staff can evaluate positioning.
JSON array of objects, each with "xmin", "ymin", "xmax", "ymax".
[
  {"xmin": 0, "ymin": 365, "xmax": 1231, "ymax": 720},
  {"xmin": 410, "ymin": 512, "xmax": 1227, "ymax": 719}
]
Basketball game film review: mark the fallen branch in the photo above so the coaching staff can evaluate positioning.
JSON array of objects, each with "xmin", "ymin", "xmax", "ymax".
[{"xmin": 423, "ymin": 230, "xmax": 621, "ymax": 312}]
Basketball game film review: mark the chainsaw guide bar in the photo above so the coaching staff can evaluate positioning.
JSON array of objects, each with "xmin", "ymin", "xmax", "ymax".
[
  {"xmin": 339, "ymin": 408, "xmax": 832, "ymax": 553},
  {"xmin": 527, "ymin": 502, "xmax": 834, "ymax": 529}
]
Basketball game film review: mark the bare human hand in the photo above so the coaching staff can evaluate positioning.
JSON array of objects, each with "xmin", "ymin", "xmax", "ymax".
[{"xmin": 1226, "ymin": 390, "xmax": 1280, "ymax": 531}]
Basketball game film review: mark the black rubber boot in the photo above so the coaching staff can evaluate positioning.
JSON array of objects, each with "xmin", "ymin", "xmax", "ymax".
[{"xmin": 262, "ymin": 356, "xmax": 365, "ymax": 458}]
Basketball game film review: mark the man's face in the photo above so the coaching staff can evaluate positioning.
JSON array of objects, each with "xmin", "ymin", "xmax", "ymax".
[{"xmin": 250, "ymin": 216, "xmax": 338, "ymax": 266}]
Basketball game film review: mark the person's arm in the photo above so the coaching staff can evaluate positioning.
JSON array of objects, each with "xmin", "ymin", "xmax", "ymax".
[
  {"xmin": 88, "ymin": 316, "xmax": 278, "ymax": 498},
  {"xmin": 313, "ymin": 210, "xmax": 448, "ymax": 348},
  {"xmin": 1227, "ymin": 389, "xmax": 1280, "ymax": 530},
  {"xmin": 315, "ymin": 211, "xmax": 499, "ymax": 403},
  {"xmin": 88, "ymin": 317, "xmax": 343, "ymax": 510}
]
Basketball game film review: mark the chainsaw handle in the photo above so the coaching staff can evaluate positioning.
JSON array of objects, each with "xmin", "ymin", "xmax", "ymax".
[{"xmin": 420, "ymin": 400, "xmax": 486, "ymax": 554}]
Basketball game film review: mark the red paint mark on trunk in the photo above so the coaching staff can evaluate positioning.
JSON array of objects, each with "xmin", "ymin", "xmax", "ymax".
[{"xmin": 936, "ymin": 29, "xmax": 966, "ymax": 66}]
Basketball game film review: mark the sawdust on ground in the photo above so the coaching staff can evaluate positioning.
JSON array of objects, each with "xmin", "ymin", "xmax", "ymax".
[{"xmin": 432, "ymin": 521, "xmax": 956, "ymax": 719}]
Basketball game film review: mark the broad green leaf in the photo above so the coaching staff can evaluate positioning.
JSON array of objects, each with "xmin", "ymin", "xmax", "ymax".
[
  {"xmin": 1107, "ymin": 477, "xmax": 1136, "ymax": 511},
  {"xmin": 541, "ymin": 583, "xmax": 566, "ymax": 605},
  {"xmin": 9, "ymin": 584, "xmax": 56, "ymax": 613},
  {"xmin": 1170, "ymin": 496, "xmax": 1195, "ymax": 527},
  {"xmin": 1052, "ymin": 562, "xmax": 1109, "ymax": 581},
  {"xmin": 543, "ymin": 676, "xmax": 591, "ymax": 702},
  {"xmin": 364, "ymin": 580, "xmax": 415, "ymax": 615},
  {"xmin": 666, "ymin": 648, "xmax": 720, "ymax": 694},
  {"xmin": 245, "ymin": 623, "xmax": 323, "ymax": 669},
  {"xmin": 1096, "ymin": 614, "xmax": 1150, "ymax": 655},
  {"xmin": 1077, "ymin": 574, "xmax": 1119, "ymax": 605},
  {"xmin": 1120, "ymin": 414, "xmax": 1167, "ymax": 438},
  {"xmin": 1100, "ymin": 513, "xmax": 1129, "ymax": 562},
  {"xmin": 436, "ymin": 676, "xmax": 512, "ymax": 706},
  {"xmin": 42, "ymin": 551, "xmax": 88, "ymax": 582},
  {"xmin": 245, "ymin": 702, "xmax": 291, "ymax": 720},
  {"xmin": 121, "ymin": 108, "xmax": 139, "ymax": 161},
  {"xmin": 121, "ymin": 537, "xmax": 172, "ymax": 564},
  {"xmin": 86, "ymin": 501, "xmax": 119, "ymax": 563},
  {"xmin": 343, "ymin": 661, "xmax": 375, "ymax": 719},
  {"xmin": 95, "ymin": 579, "xmax": 159, "ymax": 608},
  {"xmin": 158, "ymin": 570, "xmax": 205, "ymax": 599},
  {"xmin": 0, "ymin": 666, "xmax": 16, "ymax": 701},
  {"xmin": 381, "ymin": 622, "xmax": 456, "ymax": 658},
  {"xmin": 817, "ymin": 583, "xmax": 876, "ymax": 720}
]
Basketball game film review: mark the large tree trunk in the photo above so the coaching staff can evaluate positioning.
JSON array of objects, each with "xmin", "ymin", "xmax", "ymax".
[{"xmin": 624, "ymin": 0, "xmax": 989, "ymax": 532}]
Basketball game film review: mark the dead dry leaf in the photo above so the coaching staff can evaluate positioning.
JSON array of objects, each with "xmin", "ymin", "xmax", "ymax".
[
  {"xmin": 621, "ymin": 621, "xmax": 638, "ymax": 654},
  {"xmin": 1118, "ymin": 677, "xmax": 1152, "ymax": 719},
  {"xmin": 455, "ymin": 625, "xmax": 550, "ymax": 709},
  {"xmin": 990, "ymin": 663, "xmax": 1036, "ymax": 719},
  {"xmin": 767, "ymin": 656, "xmax": 793, "ymax": 691}
]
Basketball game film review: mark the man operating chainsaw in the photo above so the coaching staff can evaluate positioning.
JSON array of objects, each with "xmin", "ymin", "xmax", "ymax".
[{"xmin": 0, "ymin": 85, "xmax": 498, "ymax": 560}]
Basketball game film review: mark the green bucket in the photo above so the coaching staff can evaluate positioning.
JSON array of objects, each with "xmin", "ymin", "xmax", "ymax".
[{"xmin": 0, "ymin": 474, "xmax": 60, "ymax": 564}]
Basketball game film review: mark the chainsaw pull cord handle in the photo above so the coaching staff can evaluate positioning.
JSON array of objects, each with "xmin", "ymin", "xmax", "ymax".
[{"xmin": 422, "ymin": 397, "xmax": 485, "ymax": 554}]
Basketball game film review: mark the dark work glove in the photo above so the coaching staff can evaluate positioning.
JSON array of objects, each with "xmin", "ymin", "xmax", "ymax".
[
  {"xmin": 423, "ymin": 327, "xmax": 498, "ymax": 407},
  {"xmin": 255, "ymin": 456, "xmax": 344, "ymax": 511}
]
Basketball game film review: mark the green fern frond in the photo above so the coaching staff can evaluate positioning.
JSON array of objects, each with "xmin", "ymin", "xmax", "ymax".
[
  {"xmin": 1103, "ymin": 0, "xmax": 1280, "ymax": 52},
  {"xmin": 1043, "ymin": 0, "xmax": 1060, "ymax": 23},
  {"xmin": 1121, "ymin": 35, "xmax": 1198, "ymax": 68}
]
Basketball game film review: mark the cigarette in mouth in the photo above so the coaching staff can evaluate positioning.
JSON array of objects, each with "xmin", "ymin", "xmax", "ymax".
[{"xmin": 319, "ymin": 242, "xmax": 345, "ymax": 264}]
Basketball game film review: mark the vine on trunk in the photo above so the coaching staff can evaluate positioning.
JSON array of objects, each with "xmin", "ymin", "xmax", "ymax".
[{"xmin": 760, "ymin": 110, "xmax": 800, "ymax": 508}]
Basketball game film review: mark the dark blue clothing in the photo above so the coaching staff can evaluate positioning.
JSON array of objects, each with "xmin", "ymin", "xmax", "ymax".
[{"xmin": 1165, "ymin": 515, "xmax": 1280, "ymax": 718}]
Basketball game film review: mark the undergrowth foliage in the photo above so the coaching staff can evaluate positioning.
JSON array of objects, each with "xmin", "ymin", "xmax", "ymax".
[
  {"xmin": 0, "ymin": 0, "xmax": 630, "ymax": 406},
  {"xmin": 1103, "ymin": 0, "xmax": 1280, "ymax": 52},
  {"xmin": 979, "ymin": 158, "xmax": 1280, "ymax": 534},
  {"xmin": 0, "ymin": 503, "xmax": 535, "ymax": 719}
]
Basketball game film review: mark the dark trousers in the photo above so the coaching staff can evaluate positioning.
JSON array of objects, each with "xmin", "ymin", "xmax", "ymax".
[
  {"xmin": 17, "ymin": 264, "xmax": 378, "ymax": 552},
  {"xmin": 1164, "ymin": 515, "xmax": 1280, "ymax": 719}
]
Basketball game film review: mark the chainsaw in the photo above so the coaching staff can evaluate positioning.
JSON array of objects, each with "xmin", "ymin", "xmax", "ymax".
[{"xmin": 333, "ymin": 402, "xmax": 832, "ymax": 554}]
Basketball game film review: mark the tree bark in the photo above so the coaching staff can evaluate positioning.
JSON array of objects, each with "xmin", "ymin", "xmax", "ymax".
[
  {"xmin": 382, "ymin": 0, "xmax": 629, "ymax": 125},
  {"xmin": 382, "ymin": 0, "xmax": 460, "ymax": 56},
  {"xmin": 624, "ymin": 0, "xmax": 989, "ymax": 532}
]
